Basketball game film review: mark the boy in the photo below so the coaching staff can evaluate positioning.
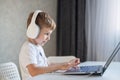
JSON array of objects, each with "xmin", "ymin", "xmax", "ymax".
[{"xmin": 19, "ymin": 10, "xmax": 80, "ymax": 80}]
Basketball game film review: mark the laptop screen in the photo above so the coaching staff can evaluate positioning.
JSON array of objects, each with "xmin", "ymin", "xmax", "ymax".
[{"xmin": 103, "ymin": 41, "xmax": 120, "ymax": 72}]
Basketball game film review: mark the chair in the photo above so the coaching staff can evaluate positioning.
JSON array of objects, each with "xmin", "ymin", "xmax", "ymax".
[
  {"xmin": 47, "ymin": 56, "xmax": 76, "ymax": 63},
  {"xmin": 0, "ymin": 62, "xmax": 21, "ymax": 80}
]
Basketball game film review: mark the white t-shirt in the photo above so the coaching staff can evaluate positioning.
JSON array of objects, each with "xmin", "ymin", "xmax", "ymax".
[{"xmin": 19, "ymin": 41, "xmax": 48, "ymax": 80}]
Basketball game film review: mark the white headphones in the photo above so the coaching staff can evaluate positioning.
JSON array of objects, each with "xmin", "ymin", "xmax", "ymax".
[{"xmin": 26, "ymin": 10, "xmax": 42, "ymax": 39}]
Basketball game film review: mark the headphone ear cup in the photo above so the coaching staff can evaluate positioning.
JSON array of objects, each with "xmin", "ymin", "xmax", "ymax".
[{"xmin": 26, "ymin": 23, "xmax": 40, "ymax": 39}]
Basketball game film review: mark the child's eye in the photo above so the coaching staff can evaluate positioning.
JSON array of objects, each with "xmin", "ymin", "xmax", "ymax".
[{"xmin": 45, "ymin": 33, "xmax": 49, "ymax": 35}]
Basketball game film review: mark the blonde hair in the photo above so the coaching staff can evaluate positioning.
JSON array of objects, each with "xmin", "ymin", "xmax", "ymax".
[{"xmin": 27, "ymin": 11, "xmax": 56, "ymax": 30}]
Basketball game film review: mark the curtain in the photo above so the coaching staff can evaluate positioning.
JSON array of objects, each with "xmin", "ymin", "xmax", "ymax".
[
  {"xmin": 86, "ymin": 0, "xmax": 120, "ymax": 61},
  {"xmin": 57, "ymin": 0, "xmax": 87, "ymax": 62}
]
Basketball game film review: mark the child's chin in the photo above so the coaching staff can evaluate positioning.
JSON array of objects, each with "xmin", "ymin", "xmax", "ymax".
[{"xmin": 41, "ymin": 43, "xmax": 46, "ymax": 46}]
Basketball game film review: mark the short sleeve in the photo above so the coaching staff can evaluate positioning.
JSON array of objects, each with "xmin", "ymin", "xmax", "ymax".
[{"xmin": 19, "ymin": 43, "xmax": 37, "ymax": 68}]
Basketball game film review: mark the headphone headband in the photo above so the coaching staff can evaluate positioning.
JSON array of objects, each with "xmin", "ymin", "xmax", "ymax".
[{"xmin": 30, "ymin": 10, "xmax": 42, "ymax": 26}]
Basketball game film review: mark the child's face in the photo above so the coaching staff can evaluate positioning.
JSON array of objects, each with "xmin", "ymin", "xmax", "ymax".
[{"xmin": 35, "ymin": 27, "xmax": 53, "ymax": 46}]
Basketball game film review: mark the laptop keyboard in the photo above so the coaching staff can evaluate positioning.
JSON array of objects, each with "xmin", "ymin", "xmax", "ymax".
[
  {"xmin": 66, "ymin": 65, "xmax": 102, "ymax": 73},
  {"xmin": 80, "ymin": 65, "xmax": 102, "ymax": 72}
]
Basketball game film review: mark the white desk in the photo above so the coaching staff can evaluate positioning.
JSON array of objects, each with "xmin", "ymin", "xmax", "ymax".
[{"xmin": 29, "ymin": 61, "xmax": 120, "ymax": 80}]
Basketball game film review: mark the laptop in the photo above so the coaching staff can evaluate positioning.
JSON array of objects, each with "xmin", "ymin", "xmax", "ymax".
[{"xmin": 63, "ymin": 41, "xmax": 120, "ymax": 76}]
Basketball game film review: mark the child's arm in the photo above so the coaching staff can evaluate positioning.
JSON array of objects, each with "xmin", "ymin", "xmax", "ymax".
[{"xmin": 27, "ymin": 58, "xmax": 80, "ymax": 77}]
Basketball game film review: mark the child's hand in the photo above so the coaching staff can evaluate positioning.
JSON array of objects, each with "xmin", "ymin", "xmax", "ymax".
[
  {"xmin": 68, "ymin": 58, "xmax": 80, "ymax": 67},
  {"xmin": 59, "ymin": 58, "xmax": 80, "ymax": 70},
  {"xmin": 59, "ymin": 62, "xmax": 71, "ymax": 70}
]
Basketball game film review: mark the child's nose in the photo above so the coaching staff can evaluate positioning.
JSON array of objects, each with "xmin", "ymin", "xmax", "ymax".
[{"xmin": 47, "ymin": 36, "xmax": 50, "ymax": 40}]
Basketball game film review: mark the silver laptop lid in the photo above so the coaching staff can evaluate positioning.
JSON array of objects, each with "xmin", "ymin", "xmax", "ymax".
[{"xmin": 103, "ymin": 41, "xmax": 120, "ymax": 73}]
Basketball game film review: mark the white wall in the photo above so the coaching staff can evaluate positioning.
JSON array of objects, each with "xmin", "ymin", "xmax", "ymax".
[{"xmin": 0, "ymin": 0, "xmax": 57, "ymax": 67}]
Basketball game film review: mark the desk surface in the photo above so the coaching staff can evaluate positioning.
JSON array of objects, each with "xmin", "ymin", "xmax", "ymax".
[{"xmin": 29, "ymin": 61, "xmax": 120, "ymax": 80}]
